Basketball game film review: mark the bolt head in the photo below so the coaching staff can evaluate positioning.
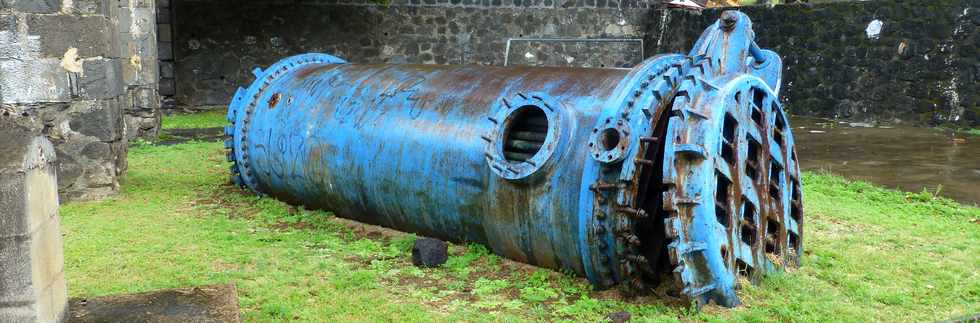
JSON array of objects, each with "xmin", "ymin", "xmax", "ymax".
[{"xmin": 721, "ymin": 11, "xmax": 739, "ymax": 31}]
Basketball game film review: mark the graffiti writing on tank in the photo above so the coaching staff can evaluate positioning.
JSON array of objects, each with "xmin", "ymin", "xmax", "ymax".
[
  {"xmin": 254, "ymin": 128, "xmax": 307, "ymax": 181},
  {"xmin": 332, "ymin": 76, "xmax": 428, "ymax": 128}
]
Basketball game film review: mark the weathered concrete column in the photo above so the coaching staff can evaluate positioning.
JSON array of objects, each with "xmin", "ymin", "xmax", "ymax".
[{"xmin": 0, "ymin": 119, "xmax": 68, "ymax": 323}]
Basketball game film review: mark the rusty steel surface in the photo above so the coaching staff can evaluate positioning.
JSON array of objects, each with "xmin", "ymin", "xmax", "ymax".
[{"xmin": 225, "ymin": 11, "xmax": 801, "ymax": 307}]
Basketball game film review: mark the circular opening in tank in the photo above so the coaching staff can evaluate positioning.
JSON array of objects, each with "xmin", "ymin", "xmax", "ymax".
[
  {"xmin": 599, "ymin": 128, "xmax": 621, "ymax": 151},
  {"xmin": 502, "ymin": 105, "xmax": 548, "ymax": 163}
]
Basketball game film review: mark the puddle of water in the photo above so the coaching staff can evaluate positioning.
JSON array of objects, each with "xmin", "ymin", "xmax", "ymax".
[{"xmin": 791, "ymin": 117, "xmax": 979, "ymax": 206}]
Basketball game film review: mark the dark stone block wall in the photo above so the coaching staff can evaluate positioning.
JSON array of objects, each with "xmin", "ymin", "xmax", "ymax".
[
  {"xmin": 173, "ymin": 0, "xmax": 651, "ymax": 108},
  {"xmin": 171, "ymin": 0, "xmax": 977, "ymax": 126},
  {"xmin": 649, "ymin": 0, "xmax": 980, "ymax": 126},
  {"xmin": 0, "ymin": 0, "xmax": 159, "ymax": 201},
  {"xmin": 158, "ymin": 0, "xmax": 177, "ymax": 110}
]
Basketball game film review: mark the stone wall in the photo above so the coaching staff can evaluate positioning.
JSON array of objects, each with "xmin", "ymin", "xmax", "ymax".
[
  {"xmin": 117, "ymin": 0, "xmax": 162, "ymax": 140},
  {"xmin": 0, "ymin": 0, "xmax": 159, "ymax": 201},
  {"xmin": 0, "ymin": 118, "xmax": 68, "ymax": 323},
  {"xmin": 171, "ymin": 0, "xmax": 978, "ymax": 127},
  {"xmin": 158, "ymin": 0, "xmax": 177, "ymax": 110},
  {"xmin": 173, "ymin": 0, "xmax": 651, "ymax": 108},
  {"xmin": 650, "ymin": 0, "xmax": 979, "ymax": 126}
]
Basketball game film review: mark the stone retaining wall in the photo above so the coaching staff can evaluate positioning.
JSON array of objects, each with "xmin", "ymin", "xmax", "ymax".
[
  {"xmin": 0, "ymin": 0, "xmax": 160, "ymax": 200},
  {"xmin": 171, "ymin": 0, "xmax": 978, "ymax": 127},
  {"xmin": 172, "ymin": 0, "xmax": 651, "ymax": 108}
]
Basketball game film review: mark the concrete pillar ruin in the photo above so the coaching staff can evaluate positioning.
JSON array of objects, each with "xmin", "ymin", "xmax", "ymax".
[{"xmin": 0, "ymin": 118, "xmax": 68, "ymax": 323}]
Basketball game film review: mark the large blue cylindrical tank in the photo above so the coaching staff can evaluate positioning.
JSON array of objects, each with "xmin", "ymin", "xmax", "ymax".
[
  {"xmin": 229, "ymin": 55, "xmax": 645, "ymax": 273},
  {"xmin": 227, "ymin": 11, "xmax": 802, "ymax": 307}
]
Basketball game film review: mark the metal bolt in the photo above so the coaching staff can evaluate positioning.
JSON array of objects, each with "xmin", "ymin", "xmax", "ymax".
[
  {"xmin": 721, "ymin": 11, "xmax": 738, "ymax": 31},
  {"xmin": 622, "ymin": 234, "xmax": 641, "ymax": 246},
  {"xmin": 634, "ymin": 158, "xmax": 655, "ymax": 166}
]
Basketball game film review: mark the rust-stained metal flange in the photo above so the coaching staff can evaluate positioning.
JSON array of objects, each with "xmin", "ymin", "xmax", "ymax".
[
  {"xmin": 660, "ymin": 60, "xmax": 802, "ymax": 308},
  {"xmin": 226, "ymin": 53, "xmax": 346, "ymax": 191},
  {"xmin": 484, "ymin": 92, "xmax": 569, "ymax": 181}
]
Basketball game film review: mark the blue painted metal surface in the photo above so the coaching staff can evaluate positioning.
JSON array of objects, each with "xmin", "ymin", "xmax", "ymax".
[{"xmin": 226, "ymin": 11, "xmax": 802, "ymax": 307}]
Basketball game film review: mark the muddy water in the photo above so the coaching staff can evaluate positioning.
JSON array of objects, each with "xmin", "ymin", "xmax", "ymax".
[{"xmin": 791, "ymin": 117, "xmax": 979, "ymax": 206}]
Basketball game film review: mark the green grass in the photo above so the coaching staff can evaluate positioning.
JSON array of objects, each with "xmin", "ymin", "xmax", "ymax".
[
  {"xmin": 962, "ymin": 128, "xmax": 980, "ymax": 136},
  {"xmin": 60, "ymin": 140, "xmax": 980, "ymax": 321},
  {"xmin": 160, "ymin": 110, "xmax": 227, "ymax": 129}
]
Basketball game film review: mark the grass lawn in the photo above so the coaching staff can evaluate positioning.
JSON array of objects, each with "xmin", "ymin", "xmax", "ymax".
[
  {"xmin": 160, "ymin": 109, "xmax": 227, "ymax": 129},
  {"xmin": 61, "ymin": 116, "xmax": 979, "ymax": 321}
]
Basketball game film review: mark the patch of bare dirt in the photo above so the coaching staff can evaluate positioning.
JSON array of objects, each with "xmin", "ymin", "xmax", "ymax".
[{"xmin": 69, "ymin": 284, "xmax": 241, "ymax": 323}]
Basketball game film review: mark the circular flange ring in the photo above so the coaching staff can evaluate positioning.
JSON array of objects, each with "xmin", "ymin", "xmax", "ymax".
[
  {"xmin": 229, "ymin": 53, "xmax": 347, "ymax": 193},
  {"xmin": 587, "ymin": 117, "xmax": 631, "ymax": 163},
  {"xmin": 484, "ymin": 93, "xmax": 565, "ymax": 180}
]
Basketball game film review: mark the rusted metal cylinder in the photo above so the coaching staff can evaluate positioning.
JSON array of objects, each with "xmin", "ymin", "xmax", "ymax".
[
  {"xmin": 226, "ymin": 11, "xmax": 802, "ymax": 307},
  {"xmin": 229, "ymin": 59, "xmax": 632, "ymax": 274}
]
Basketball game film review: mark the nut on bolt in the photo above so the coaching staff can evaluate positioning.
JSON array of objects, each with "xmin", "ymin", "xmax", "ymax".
[{"xmin": 721, "ymin": 11, "xmax": 739, "ymax": 31}]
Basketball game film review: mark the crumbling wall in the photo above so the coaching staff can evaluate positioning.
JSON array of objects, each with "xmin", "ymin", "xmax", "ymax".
[
  {"xmin": 0, "ymin": 118, "xmax": 68, "ymax": 323},
  {"xmin": 115, "ymin": 0, "xmax": 162, "ymax": 140},
  {"xmin": 0, "ymin": 1, "xmax": 159, "ymax": 201},
  {"xmin": 173, "ymin": 0, "xmax": 651, "ymax": 108},
  {"xmin": 649, "ymin": 0, "xmax": 979, "ymax": 126}
]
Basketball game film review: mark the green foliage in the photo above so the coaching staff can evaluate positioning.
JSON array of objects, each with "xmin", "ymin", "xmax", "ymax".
[
  {"xmin": 556, "ymin": 295, "xmax": 606, "ymax": 319},
  {"xmin": 60, "ymin": 141, "xmax": 980, "ymax": 321},
  {"xmin": 389, "ymin": 234, "xmax": 418, "ymax": 254},
  {"xmin": 473, "ymin": 278, "xmax": 510, "ymax": 296},
  {"xmin": 129, "ymin": 138, "xmax": 156, "ymax": 149},
  {"xmin": 161, "ymin": 110, "xmax": 227, "ymax": 129},
  {"xmin": 444, "ymin": 244, "xmax": 490, "ymax": 279},
  {"xmin": 333, "ymin": 269, "xmax": 378, "ymax": 290},
  {"xmin": 802, "ymin": 171, "xmax": 975, "ymax": 219},
  {"xmin": 519, "ymin": 286, "xmax": 559, "ymax": 302}
]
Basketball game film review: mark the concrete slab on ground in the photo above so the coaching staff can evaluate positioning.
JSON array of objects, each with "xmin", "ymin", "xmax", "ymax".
[{"xmin": 68, "ymin": 284, "xmax": 241, "ymax": 323}]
